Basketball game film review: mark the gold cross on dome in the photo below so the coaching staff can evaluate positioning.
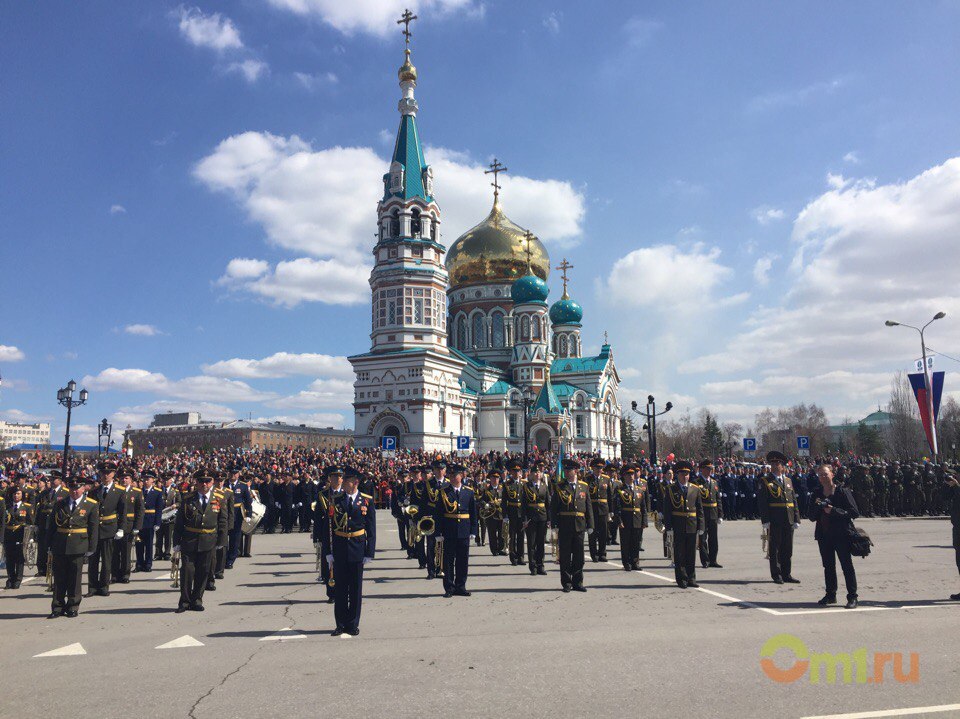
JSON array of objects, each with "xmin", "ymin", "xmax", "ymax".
[
  {"xmin": 398, "ymin": 9, "xmax": 417, "ymax": 49},
  {"xmin": 519, "ymin": 230, "xmax": 535, "ymax": 272},
  {"xmin": 485, "ymin": 158, "xmax": 508, "ymax": 200},
  {"xmin": 555, "ymin": 258, "xmax": 574, "ymax": 298}
]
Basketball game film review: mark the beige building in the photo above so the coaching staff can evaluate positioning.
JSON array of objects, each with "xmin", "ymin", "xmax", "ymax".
[{"xmin": 0, "ymin": 420, "xmax": 51, "ymax": 448}]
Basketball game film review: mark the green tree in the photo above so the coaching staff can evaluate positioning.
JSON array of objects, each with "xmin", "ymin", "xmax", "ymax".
[
  {"xmin": 700, "ymin": 411, "xmax": 724, "ymax": 459},
  {"xmin": 855, "ymin": 422, "xmax": 883, "ymax": 457},
  {"xmin": 620, "ymin": 416, "xmax": 643, "ymax": 460}
]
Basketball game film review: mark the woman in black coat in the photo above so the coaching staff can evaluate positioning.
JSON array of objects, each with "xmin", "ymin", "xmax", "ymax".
[{"xmin": 809, "ymin": 464, "xmax": 860, "ymax": 608}]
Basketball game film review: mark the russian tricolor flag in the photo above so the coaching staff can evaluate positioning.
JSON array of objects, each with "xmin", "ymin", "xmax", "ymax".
[{"xmin": 908, "ymin": 371, "xmax": 945, "ymax": 455}]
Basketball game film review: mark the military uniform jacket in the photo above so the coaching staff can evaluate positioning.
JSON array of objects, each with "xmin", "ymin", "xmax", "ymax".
[
  {"xmin": 757, "ymin": 474, "xmax": 800, "ymax": 526},
  {"xmin": 693, "ymin": 477, "xmax": 724, "ymax": 521},
  {"xmin": 502, "ymin": 479, "xmax": 524, "ymax": 520},
  {"xmin": 480, "ymin": 483, "xmax": 503, "ymax": 520},
  {"xmin": 550, "ymin": 480, "xmax": 594, "ymax": 533},
  {"xmin": 390, "ymin": 482, "xmax": 407, "ymax": 519},
  {"xmin": 37, "ymin": 485, "xmax": 67, "ymax": 531},
  {"xmin": 615, "ymin": 482, "xmax": 649, "ymax": 529},
  {"xmin": 49, "ymin": 495, "xmax": 99, "ymax": 555},
  {"xmin": 588, "ymin": 473, "xmax": 614, "ymax": 518},
  {"xmin": 229, "ymin": 481, "xmax": 253, "ymax": 521},
  {"xmin": 95, "ymin": 484, "xmax": 126, "ymax": 540},
  {"xmin": 4, "ymin": 500, "xmax": 34, "ymax": 543},
  {"xmin": 663, "ymin": 482, "xmax": 704, "ymax": 535},
  {"xmin": 120, "ymin": 485, "xmax": 144, "ymax": 534},
  {"xmin": 173, "ymin": 491, "xmax": 228, "ymax": 553},
  {"xmin": 330, "ymin": 492, "xmax": 376, "ymax": 563},
  {"xmin": 142, "ymin": 488, "xmax": 164, "ymax": 529},
  {"xmin": 217, "ymin": 488, "xmax": 236, "ymax": 531},
  {"xmin": 945, "ymin": 484, "xmax": 960, "ymax": 527},
  {"xmin": 435, "ymin": 485, "xmax": 479, "ymax": 540},
  {"xmin": 411, "ymin": 478, "xmax": 443, "ymax": 518},
  {"xmin": 521, "ymin": 481, "xmax": 550, "ymax": 522},
  {"xmin": 313, "ymin": 487, "xmax": 342, "ymax": 546}
]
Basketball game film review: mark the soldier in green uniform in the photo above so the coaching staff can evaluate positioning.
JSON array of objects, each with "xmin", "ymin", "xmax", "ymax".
[
  {"xmin": 3, "ymin": 487, "xmax": 34, "ymax": 589},
  {"xmin": 758, "ymin": 451, "xmax": 801, "ymax": 584},
  {"xmin": 209, "ymin": 474, "xmax": 235, "ymax": 588},
  {"xmin": 521, "ymin": 460, "xmax": 550, "ymax": 576},
  {"xmin": 173, "ymin": 469, "xmax": 228, "ymax": 613},
  {"xmin": 481, "ymin": 469, "xmax": 505, "ymax": 556},
  {"xmin": 661, "ymin": 461, "xmax": 704, "ymax": 588},
  {"xmin": 503, "ymin": 459, "xmax": 526, "ymax": 566},
  {"xmin": 694, "ymin": 459, "xmax": 724, "ymax": 568},
  {"xmin": 35, "ymin": 470, "xmax": 67, "ymax": 578},
  {"xmin": 587, "ymin": 458, "xmax": 613, "ymax": 562},
  {"xmin": 614, "ymin": 464, "xmax": 647, "ymax": 571},
  {"xmin": 943, "ymin": 471, "xmax": 960, "ymax": 600},
  {"xmin": 48, "ymin": 477, "xmax": 99, "ymax": 618},
  {"xmin": 114, "ymin": 468, "xmax": 143, "ymax": 583},
  {"xmin": 87, "ymin": 460, "xmax": 125, "ymax": 597},
  {"xmin": 873, "ymin": 464, "xmax": 889, "ymax": 517},
  {"xmin": 550, "ymin": 458, "xmax": 593, "ymax": 592},
  {"xmin": 888, "ymin": 463, "xmax": 904, "ymax": 516}
]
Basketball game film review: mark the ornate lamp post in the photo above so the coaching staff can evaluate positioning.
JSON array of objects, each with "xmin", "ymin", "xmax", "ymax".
[
  {"xmin": 631, "ymin": 395, "xmax": 672, "ymax": 465},
  {"xmin": 57, "ymin": 379, "xmax": 88, "ymax": 479},
  {"xmin": 97, "ymin": 418, "xmax": 112, "ymax": 457}
]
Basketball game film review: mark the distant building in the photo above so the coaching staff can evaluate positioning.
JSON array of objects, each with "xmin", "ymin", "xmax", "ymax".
[
  {"xmin": 151, "ymin": 411, "xmax": 205, "ymax": 428},
  {"xmin": 0, "ymin": 420, "xmax": 51, "ymax": 448},
  {"xmin": 127, "ymin": 414, "xmax": 353, "ymax": 455}
]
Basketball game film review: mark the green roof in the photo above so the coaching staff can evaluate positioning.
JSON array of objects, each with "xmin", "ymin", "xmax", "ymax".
[
  {"xmin": 533, "ymin": 381, "xmax": 562, "ymax": 414},
  {"xmin": 384, "ymin": 114, "xmax": 432, "ymax": 203},
  {"xmin": 483, "ymin": 380, "xmax": 517, "ymax": 396},
  {"xmin": 551, "ymin": 344, "xmax": 611, "ymax": 375},
  {"xmin": 551, "ymin": 381, "xmax": 595, "ymax": 399},
  {"xmin": 450, "ymin": 347, "xmax": 492, "ymax": 369}
]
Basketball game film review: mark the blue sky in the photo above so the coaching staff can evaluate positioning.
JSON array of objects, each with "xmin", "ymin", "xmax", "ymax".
[{"xmin": 2, "ymin": 0, "xmax": 960, "ymax": 444}]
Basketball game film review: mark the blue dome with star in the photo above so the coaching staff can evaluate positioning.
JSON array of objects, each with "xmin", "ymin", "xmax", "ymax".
[
  {"xmin": 511, "ymin": 272, "xmax": 549, "ymax": 305},
  {"xmin": 549, "ymin": 297, "xmax": 583, "ymax": 325}
]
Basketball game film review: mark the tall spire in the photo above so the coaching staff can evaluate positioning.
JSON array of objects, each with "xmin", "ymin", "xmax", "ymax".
[{"xmin": 397, "ymin": 9, "xmax": 418, "ymax": 116}]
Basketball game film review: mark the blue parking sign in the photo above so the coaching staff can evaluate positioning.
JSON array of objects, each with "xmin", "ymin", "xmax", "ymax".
[
  {"xmin": 381, "ymin": 436, "xmax": 397, "ymax": 451},
  {"xmin": 797, "ymin": 436, "xmax": 810, "ymax": 450},
  {"xmin": 456, "ymin": 435, "xmax": 470, "ymax": 450},
  {"xmin": 743, "ymin": 438, "xmax": 757, "ymax": 452}
]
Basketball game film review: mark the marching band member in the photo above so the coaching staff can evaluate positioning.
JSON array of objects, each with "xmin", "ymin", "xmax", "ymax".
[
  {"xmin": 327, "ymin": 467, "xmax": 375, "ymax": 636},
  {"xmin": 436, "ymin": 463, "xmax": 477, "ymax": 598},
  {"xmin": 551, "ymin": 458, "xmax": 593, "ymax": 592},
  {"xmin": 227, "ymin": 463, "xmax": 253, "ymax": 569},
  {"xmin": 758, "ymin": 451, "xmax": 801, "ymax": 585},
  {"xmin": 587, "ymin": 458, "xmax": 613, "ymax": 563},
  {"xmin": 314, "ymin": 466, "xmax": 344, "ymax": 602},
  {"xmin": 662, "ymin": 461, "xmax": 704, "ymax": 588},
  {"xmin": 87, "ymin": 461, "xmax": 125, "ymax": 597},
  {"xmin": 615, "ymin": 464, "xmax": 647, "ymax": 571},
  {"xmin": 173, "ymin": 469, "xmax": 228, "ymax": 613},
  {"xmin": 391, "ymin": 469, "xmax": 412, "ymax": 556},
  {"xmin": 694, "ymin": 459, "xmax": 724, "ymax": 569},
  {"xmin": 135, "ymin": 470, "xmax": 163, "ymax": 573},
  {"xmin": 48, "ymin": 476, "xmax": 98, "ymax": 618},
  {"xmin": 522, "ymin": 460, "xmax": 550, "ymax": 576},
  {"xmin": 481, "ymin": 469, "xmax": 506, "ymax": 556},
  {"xmin": 3, "ymin": 486, "xmax": 33, "ymax": 589},
  {"xmin": 503, "ymin": 459, "xmax": 526, "ymax": 566}
]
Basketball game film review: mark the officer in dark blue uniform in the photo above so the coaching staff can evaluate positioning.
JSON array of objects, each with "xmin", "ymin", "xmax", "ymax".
[
  {"xmin": 226, "ymin": 463, "xmax": 253, "ymax": 569},
  {"xmin": 314, "ymin": 466, "xmax": 344, "ymax": 602},
  {"xmin": 436, "ymin": 463, "xmax": 478, "ymax": 598},
  {"xmin": 135, "ymin": 470, "xmax": 164, "ymax": 572},
  {"xmin": 391, "ymin": 469, "xmax": 411, "ymax": 556},
  {"xmin": 326, "ymin": 467, "xmax": 375, "ymax": 636}
]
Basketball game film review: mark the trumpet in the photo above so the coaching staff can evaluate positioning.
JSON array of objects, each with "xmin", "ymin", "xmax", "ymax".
[
  {"xmin": 761, "ymin": 524, "xmax": 769, "ymax": 559},
  {"xmin": 171, "ymin": 549, "xmax": 181, "ymax": 588}
]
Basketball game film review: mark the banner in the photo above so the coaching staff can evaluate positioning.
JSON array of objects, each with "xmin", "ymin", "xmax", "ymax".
[{"xmin": 908, "ymin": 371, "xmax": 945, "ymax": 455}]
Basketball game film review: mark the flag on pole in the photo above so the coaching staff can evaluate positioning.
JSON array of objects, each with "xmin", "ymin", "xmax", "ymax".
[{"xmin": 908, "ymin": 371, "xmax": 945, "ymax": 455}]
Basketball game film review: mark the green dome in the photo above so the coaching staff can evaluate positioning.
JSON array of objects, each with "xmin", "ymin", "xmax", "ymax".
[
  {"xmin": 511, "ymin": 272, "xmax": 549, "ymax": 305},
  {"xmin": 550, "ymin": 298, "xmax": 583, "ymax": 325}
]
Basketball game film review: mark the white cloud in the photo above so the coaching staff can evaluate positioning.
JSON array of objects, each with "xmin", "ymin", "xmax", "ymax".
[
  {"xmin": 681, "ymin": 157, "xmax": 960, "ymax": 380},
  {"xmin": 123, "ymin": 324, "xmax": 162, "ymax": 337},
  {"xmin": 176, "ymin": 6, "xmax": 244, "ymax": 51},
  {"xmin": 623, "ymin": 17, "xmax": 662, "ymax": 48},
  {"xmin": 598, "ymin": 243, "xmax": 732, "ymax": 310},
  {"xmin": 700, "ymin": 371, "xmax": 890, "ymax": 401},
  {"xmin": 752, "ymin": 255, "xmax": 776, "ymax": 285},
  {"xmin": 228, "ymin": 59, "xmax": 269, "ymax": 83},
  {"xmin": 377, "ymin": 128, "xmax": 393, "ymax": 146},
  {"xmin": 82, "ymin": 368, "xmax": 277, "ymax": 403},
  {"xmin": 202, "ymin": 352, "xmax": 353, "ymax": 379},
  {"xmin": 266, "ymin": 379, "xmax": 355, "ymax": 410},
  {"xmin": 196, "ymin": 132, "xmax": 585, "ymax": 305},
  {"xmin": 110, "ymin": 204, "xmax": 126, "ymax": 215},
  {"xmin": 294, "ymin": 71, "xmax": 338, "ymax": 90},
  {"xmin": 543, "ymin": 12, "xmax": 561, "ymax": 35},
  {"xmin": 751, "ymin": 206, "xmax": 785, "ymax": 225},
  {"xmin": 0, "ymin": 409, "xmax": 51, "ymax": 424},
  {"xmin": 0, "ymin": 345, "xmax": 25, "ymax": 362},
  {"xmin": 746, "ymin": 76, "xmax": 848, "ymax": 114},
  {"xmin": 264, "ymin": 0, "xmax": 478, "ymax": 36},
  {"xmin": 843, "ymin": 151, "xmax": 860, "ymax": 165}
]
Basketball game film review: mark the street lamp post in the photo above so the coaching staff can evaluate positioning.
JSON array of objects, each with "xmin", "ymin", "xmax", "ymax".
[
  {"xmin": 56, "ymin": 379, "xmax": 88, "ymax": 480},
  {"xmin": 521, "ymin": 386, "xmax": 535, "ymax": 459},
  {"xmin": 97, "ymin": 418, "xmax": 112, "ymax": 457},
  {"xmin": 631, "ymin": 395, "xmax": 672, "ymax": 465},
  {"xmin": 885, "ymin": 311, "xmax": 946, "ymax": 460}
]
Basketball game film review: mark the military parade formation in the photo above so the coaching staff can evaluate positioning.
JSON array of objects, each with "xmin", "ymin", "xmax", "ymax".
[{"xmin": 4, "ymin": 444, "xmax": 958, "ymax": 635}]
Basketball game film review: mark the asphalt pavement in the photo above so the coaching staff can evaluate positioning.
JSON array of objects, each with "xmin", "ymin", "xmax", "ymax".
[{"xmin": 1, "ymin": 515, "xmax": 958, "ymax": 719}]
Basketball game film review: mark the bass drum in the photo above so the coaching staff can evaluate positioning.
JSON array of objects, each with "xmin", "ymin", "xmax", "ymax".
[{"xmin": 242, "ymin": 498, "xmax": 265, "ymax": 535}]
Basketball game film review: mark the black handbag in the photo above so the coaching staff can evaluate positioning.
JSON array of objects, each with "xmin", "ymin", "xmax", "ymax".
[{"xmin": 847, "ymin": 524, "xmax": 873, "ymax": 557}]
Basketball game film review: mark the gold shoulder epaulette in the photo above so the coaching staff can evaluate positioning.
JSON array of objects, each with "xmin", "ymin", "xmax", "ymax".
[
  {"xmin": 85, "ymin": 497, "xmax": 98, "ymax": 505},
  {"xmin": 360, "ymin": 492, "xmax": 373, "ymax": 500},
  {"xmin": 23, "ymin": 502, "xmax": 33, "ymax": 507},
  {"xmin": 577, "ymin": 481, "xmax": 589, "ymax": 487},
  {"xmin": 213, "ymin": 490, "xmax": 224, "ymax": 498},
  {"xmin": 132, "ymin": 487, "xmax": 142, "ymax": 492}
]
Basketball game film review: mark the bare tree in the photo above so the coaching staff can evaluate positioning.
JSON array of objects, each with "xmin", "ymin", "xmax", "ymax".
[{"xmin": 886, "ymin": 371, "xmax": 925, "ymax": 460}]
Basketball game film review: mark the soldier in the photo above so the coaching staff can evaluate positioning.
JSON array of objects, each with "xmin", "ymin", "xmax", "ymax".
[
  {"xmin": 47, "ymin": 477, "xmax": 98, "ymax": 618},
  {"xmin": 207, "ymin": 473, "xmax": 235, "ymax": 588},
  {"xmin": 874, "ymin": 464, "xmax": 889, "ymax": 518},
  {"xmin": 521, "ymin": 460, "xmax": 550, "ymax": 576},
  {"xmin": 226, "ymin": 464, "xmax": 253, "ymax": 568},
  {"xmin": 550, "ymin": 458, "xmax": 593, "ymax": 592},
  {"xmin": 35, "ymin": 470, "xmax": 66, "ymax": 578},
  {"xmin": 502, "ymin": 459, "xmax": 526, "ymax": 566},
  {"xmin": 314, "ymin": 466, "xmax": 344, "ymax": 602},
  {"xmin": 326, "ymin": 467, "xmax": 375, "ymax": 636},
  {"xmin": 721, "ymin": 465, "xmax": 738, "ymax": 520},
  {"xmin": 276, "ymin": 472, "xmax": 296, "ymax": 534},
  {"xmin": 888, "ymin": 463, "xmax": 904, "ymax": 517},
  {"xmin": 156, "ymin": 472, "xmax": 178, "ymax": 561},
  {"xmin": 173, "ymin": 469, "xmax": 228, "ymax": 613},
  {"xmin": 113, "ymin": 468, "xmax": 143, "ymax": 584},
  {"xmin": 414, "ymin": 459, "xmax": 446, "ymax": 579},
  {"xmin": 587, "ymin": 458, "xmax": 613, "ymax": 562},
  {"xmin": 758, "ymin": 451, "xmax": 801, "ymax": 584},
  {"xmin": 943, "ymin": 471, "xmax": 960, "ymax": 601},
  {"xmin": 405, "ymin": 465, "xmax": 427, "ymax": 569},
  {"xmin": 661, "ymin": 461, "xmax": 704, "ymax": 588},
  {"xmin": 436, "ymin": 463, "xmax": 478, "ymax": 598},
  {"xmin": 390, "ymin": 470, "xmax": 411, "ymax": 556},
  {"xmin": 298, "ymin": 471, "xmax": 318, "ymax": 533},
  {"xmin": 614, "ymin": 464, "xmax": 647, "ymax": 571},
  {"xmin": 135, "ymin": 470, "xmax": 163, "ymax": 572},
  {"xmin": 694, "ymin": 459, "xmax": 724, "ymax": 569},
  {"xmin": 481, "ymin": 469, "xmax": 505, "ymax": 556},
  {"xmin": 87, "ymin": 461, "xmax": 125, "ymax": 597},
  {"xmin": 607, "ymin": 467, "xmax": 622, "ymax": 547},
  {"xmin": 3, "ymin": 487, "xmax": 34, "ymax": 589}
]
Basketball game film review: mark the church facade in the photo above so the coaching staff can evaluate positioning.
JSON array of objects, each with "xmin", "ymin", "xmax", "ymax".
[{"xmin": 349, "ymin": 29, "xmax": 621, "ymax": 458}]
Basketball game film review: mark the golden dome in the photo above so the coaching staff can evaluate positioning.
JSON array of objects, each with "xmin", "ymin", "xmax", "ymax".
[
  {"xmin": 445, "ymin": 199, "xmax": 550, "ymax": 287},
  {"xmin": 398, "ymin": 51, "xmax": 417, "ymax": 83}
]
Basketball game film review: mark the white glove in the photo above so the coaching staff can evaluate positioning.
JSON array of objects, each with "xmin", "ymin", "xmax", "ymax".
[
  {"xmin": 469, "ymin": 535, "xmax": 475, "ymax": 542},
  {"xmin": 436, "ymin": 536, "xmax": 444, "ymax": 544},
  {"xmin": 216, "ymin": 545, "xmax": 224, "ymax": 550},
  {"xmin": 326, "ymin": 553, "xmax": 333, "ymax": 566},
  {"xmin": 718, "ymin": 518, "xmax": 724, "ymax": 524},
  {"xmin": 792, "ymin": 522, "xmax": 800, "ymax": 530},
  {"xmin": 275, "ymin": 502, "xmax": 281, "ymax": 508},
  {"xmin": 698, "ymin": 529, "xmax": 704, "ymax": 535},
  {"xmin": 362, "ymin": 557, "xmax": 371, "ymax": 566},
  {"xmin": 116, "ymin": 529, "xmax": 124, "ymax": 539},
  {"xmin": 657, "ymin": 512, "xmax": 663, "ymax": 521},
  {"xmin": 173, "ymin": 545, "xmax": 180, "ymax": 553},
  {"xmin": 762, "ymin": 523, "xmax": 770, "ymax": 531},
  {"xmin": 587, "ymin": 528, "xmax": 593, "ymax": 535},
  {"xmin": 84, "ymin": 551, "xmax": 93, "ymax": 558},
  {"xmin": 296, "ymin": 503, "xmax": 302, "ymax": 508}
]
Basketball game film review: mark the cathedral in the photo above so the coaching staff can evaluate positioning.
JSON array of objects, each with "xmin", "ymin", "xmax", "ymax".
[{"xmin": 349, "ymin": 22, "xmax": 622, "ymax": 458}]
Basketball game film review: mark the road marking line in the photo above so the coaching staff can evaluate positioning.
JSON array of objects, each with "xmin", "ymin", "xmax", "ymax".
[
  {"xmin": 260, "ymin": 627, "xmax": 306, "ymax": 641},
  {"xmin": 34, "ymin": 642, "xmax": 86, "ymax": 658},
  {"xmin": 800, "ymin": 704, "xmax": 960, "ymax": 718},
  {"xmin": 156, "ymin": 635, "xmax": 204, "ymax": 649}
]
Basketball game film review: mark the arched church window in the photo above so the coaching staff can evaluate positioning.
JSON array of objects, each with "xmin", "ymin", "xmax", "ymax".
[
  {"xmin": 491, "ymin": 312, "xmax": 505, "ymax": 348},
  {"xmin": 456, "ymin": 315, "xmax": 467, "ymax": 349},
  {"xmin": 472, "ymin": 314, "xmax": 486, "ymax": 348},
  {"xmin": 559, "ymin": 334, "xmax": 568, "ymax": 358},
  {"xmin": 532, "ymin": 316, "xmax": 541, "ymax": 340},
  {"xmin": 411, "ymin": 209, "xmax": 422, "ymax": 237},
  {"xmin": 390, "ymin": 209, "xmax": 400, "ymax": 238},
  {"xmin": 520, "ymin": 315, "xmax": 530, "ymax": 341}
]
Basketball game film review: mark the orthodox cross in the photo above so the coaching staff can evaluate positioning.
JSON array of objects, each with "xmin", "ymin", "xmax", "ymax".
[
  {"xmin": 519, "ymin": 231, "xmax": 535, "ymax": 273},
  {"xmin": 485, "ymin": 158, "xmax": 508, "ymax": 201},
  {"xmin": 555, "ymin": 258, "xmax": 574, "ymax": 298},
  {"xmin": 398, "ymin": 9, "xmax": 417, "ymax": 50}
]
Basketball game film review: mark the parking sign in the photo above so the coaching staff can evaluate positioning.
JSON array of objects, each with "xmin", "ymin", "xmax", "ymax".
[
  {"xmin": 456, "ymin": 436, "xmax": 470, "ymax": 450},
  {"xmin": 797, "ymin": 436, "xmax": 810, "ymax": 457},
  {"xmin": 743, "ymin": 437, "xmax": 757, "ymax": 458},
  {"xmin": 381, "ymin": 436, "xmax": 397, "ymax": 451}
]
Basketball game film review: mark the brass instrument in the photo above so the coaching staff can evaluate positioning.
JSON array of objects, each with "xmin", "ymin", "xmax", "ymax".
[
  {"xmin": 761, "ymin": 524, "xmax": 769, "ymax": 558},
  {"xmin": 45, "ymin": 549, "xmax": 53, "ymax": 592},
  {"xmin": 315, "ymin": 541, "xmax": 323, "ymax": 582},
  {"xmin": 24, "ymin": 526, "xmax": 37, "ymax": 570},
  {"xmin": 650, "ymin": 510, "xmax": 664, "ymax": 534},
  {"xmin": 171, "ymin": 549, "xmax": 181, "ymax": 588},
  {"xmin": 550, "ymin": 527, "xmax": 558, "ymax": 563},
  {"xmin": 416, "ymin": 515, "xmax": 435, "ymax": 537},
  {"xmin": 664, "ymin": 529, "xmax": 674, "ymax": 562}
]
